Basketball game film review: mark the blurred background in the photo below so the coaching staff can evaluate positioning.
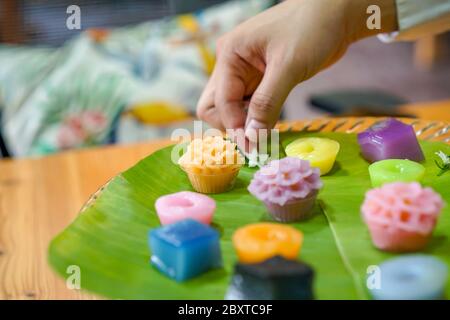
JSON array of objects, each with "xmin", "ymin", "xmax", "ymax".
[{"xmin": 0, "ymin": 0, "xmax": 449, "ymax": 158}]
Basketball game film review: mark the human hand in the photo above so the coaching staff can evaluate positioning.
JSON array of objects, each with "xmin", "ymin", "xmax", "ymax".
[{"xmin": 197, "ymin": 0, "xmax": 397, "ymax": 139}]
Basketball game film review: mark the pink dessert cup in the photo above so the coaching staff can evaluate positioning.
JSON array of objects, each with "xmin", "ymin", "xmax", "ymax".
[
  {"xmin": 366, "ymin": 223, "xmax": 432, "ymax": 252},
  {"xmin": 155, "ymin": 191, "xmax": 216, "ymax": 225},
  {"xmin": 264, "ymin": 190, "xmax": 318, "ymax": 223},
  {"xmin": 361, "ymin": 182, "xmax": 444, "ymax": 253}
]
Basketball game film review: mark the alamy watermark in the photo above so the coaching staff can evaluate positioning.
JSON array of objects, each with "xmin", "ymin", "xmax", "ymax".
[
  {"xmin": 366, "ymin": 265, "xmax": 381, "ymax": 290},
  {"xmin": 66, "ymin": 265, "xmax": 81, "ymax": 290},
  {"xmin": 66, "ymin": 5, "xmax": 81, "ymax": 30},
  {"xmin": 367, "ymin": 5, "xmax": 382, "ymax": 30},
  {"xmin": 170, "ymin": 121, "xmax": 279, "ymax": 169},
  {"xmin": 64, "ymin": 4, "xmax": 382, "ymax": 35}
]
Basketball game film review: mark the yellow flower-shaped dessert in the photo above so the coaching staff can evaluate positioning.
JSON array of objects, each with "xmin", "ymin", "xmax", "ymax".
[{"xmin": 178, "ymin": 136, "xmax": 244, "ymax": 193}]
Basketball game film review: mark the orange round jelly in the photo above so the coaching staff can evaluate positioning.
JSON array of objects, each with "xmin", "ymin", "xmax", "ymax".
[{"xmin": 232, "ymin": 223, "xmax": 303, "ymax": 263}]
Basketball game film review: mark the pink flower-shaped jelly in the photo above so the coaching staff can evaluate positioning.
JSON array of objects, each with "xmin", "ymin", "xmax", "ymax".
[
  {"xmin": 248, "ymin": 157, "xmax": 322, "ymax": 206},
  {"xmin": 155, "ymin": 191, "xmax": 216, "ymax": 225},
  {"xmin": 362, "ymin": 182, "xmax": 444, "ymax": 235}
]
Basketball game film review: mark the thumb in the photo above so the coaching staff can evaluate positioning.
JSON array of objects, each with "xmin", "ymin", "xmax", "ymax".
[{"xmin": 245, "ymin": 62, "xmax": 296, "ymax": 141}]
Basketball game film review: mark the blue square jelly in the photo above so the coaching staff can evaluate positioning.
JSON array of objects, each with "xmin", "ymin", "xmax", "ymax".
[{"xmin": 149, "ymin": 219, "xmax": 222, "ymax": 281}]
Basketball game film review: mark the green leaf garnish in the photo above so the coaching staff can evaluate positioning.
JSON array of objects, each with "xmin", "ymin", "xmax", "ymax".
[{"xmin": 435, "ymin": 150, "xmax": 450, "ymax": 176}]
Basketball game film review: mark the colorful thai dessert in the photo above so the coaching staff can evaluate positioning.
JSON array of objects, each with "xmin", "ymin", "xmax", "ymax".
[
  {"xmin": 362, "ymin": 182, "xmax": 444, "ymax": 252},
  {"xmin": 148, "ymin": 219, "xmax": 222, "ymax": 281},
  {"xmin": 369, "ymin": 255, "xmax": 448, "ymax": 300},
  {"xmin": 232, "ymin": 223, "xmax": 303, "ymax": 263},
  {"xmin": 285, "ymin": 137, "xmax": 340, "ymax": 175},
  {"xmin": 368, "ymin": 159, "xmax": 425, "ymax": 187},
  {"xmin": 178, "ymin": 136, "xmax": 244, "ymax": 194},
  {"xmin": 357, "ymin": 118, "xmax": 425, "ymax": 163},
  {"xmin": 248, "ymin": 157, "xmax": 322, "ymax": 222},
  {"xmin": 225, "ymin": 256, "xmax": 315, "ymax": 300},
  {"xmin": 155, "ymin": 191, "xmax": 216, "ymax": 225}
]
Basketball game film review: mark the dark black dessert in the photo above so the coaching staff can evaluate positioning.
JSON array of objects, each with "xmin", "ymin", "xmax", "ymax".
[{"xmin": 225, "ymin": 256, "xmax": 315, "ymax": 300}]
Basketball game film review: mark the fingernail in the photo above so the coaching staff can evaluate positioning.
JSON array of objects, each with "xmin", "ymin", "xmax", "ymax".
[{"xmin": 245, "ymin": 119, "xmax": 266, "ymax": 142}]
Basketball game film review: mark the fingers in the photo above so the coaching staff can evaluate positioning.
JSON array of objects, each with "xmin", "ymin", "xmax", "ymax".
[
  {"xmin": 196, "ymin": 70, "xmax": 224, "ymax": 130},
  {"xmin": 198, "ymin": 42, "xmax": 257, "ymax": 131},
  {"xmin": 197, "ymin": 38, "xmax": 295, "ymax": 140},
  {"xmin": 214, "ymin": 56, "xmax": 247, "ymax": 130},
  {"xmin": 245, "ymin": 61, "xmax": 296, "ymax": 140}
]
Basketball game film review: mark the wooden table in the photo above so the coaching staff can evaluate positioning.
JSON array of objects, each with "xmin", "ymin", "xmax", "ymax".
[{"xmin": 0, "ymin": 139, "xmax": 172, "ymax": 300}]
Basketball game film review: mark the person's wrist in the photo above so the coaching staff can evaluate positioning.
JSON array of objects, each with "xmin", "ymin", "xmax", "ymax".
[{"xmin": 343, "ymin": 0, "xmax": 398, "ymax": 42}]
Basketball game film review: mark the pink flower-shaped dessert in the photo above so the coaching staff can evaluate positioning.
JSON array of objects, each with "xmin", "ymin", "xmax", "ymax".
[
  {"xmin": 362, "ymin": 182, "xmax": 444, "ymax": 252},
  {"xmin": 249, "ymin": 157, "xmax": 322, "ymax": 206},
  {"xmin": 155, "ymin": 191, "xmax": 216, "ymax": 225},
  {"xmin": 248, "ymin": 157, "xmax": 322, "ymax": 222}
]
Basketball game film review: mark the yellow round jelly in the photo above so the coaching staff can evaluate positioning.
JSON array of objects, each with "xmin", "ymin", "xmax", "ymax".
[
  {"xmin": 285, "ymin": 137, "xmax": 340, "ymax": 175},
  {"xmin": 232, "ymin": 223, "xmax": 303, "ymax": 263}
]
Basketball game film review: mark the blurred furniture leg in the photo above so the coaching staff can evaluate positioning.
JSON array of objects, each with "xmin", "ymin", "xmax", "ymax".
[
  {"xmin": 0, "ymin": 112, "xmax": 11, "ymax": 158},
  {"xmin": 0, "ymin": 0, "xmax": 24, "ymax": 43},
  {"xmin": 309, "ymin": 90, "xmax": 407, "ymax": 117},
  {"xmin": 414, "ymin": 35, "xmax": 447, "ymax": 70}
]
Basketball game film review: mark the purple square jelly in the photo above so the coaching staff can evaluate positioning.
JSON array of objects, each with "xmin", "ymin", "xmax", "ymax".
[
  {"xmin": 357, "ymin": 118, "xmax": 424, "ymax": 163},
  {"xmin": 149, "ymin": 219, "xmax": 222, "ymax": 281}
]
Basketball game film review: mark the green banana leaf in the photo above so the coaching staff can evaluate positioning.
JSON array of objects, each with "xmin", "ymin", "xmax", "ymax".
[{"xmin": 48, "ymin": 132, "xmax": 450, "ymax": 299}]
